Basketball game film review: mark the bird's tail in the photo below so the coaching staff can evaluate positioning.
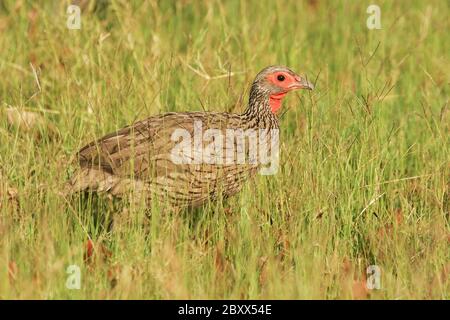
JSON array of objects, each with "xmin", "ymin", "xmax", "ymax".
[
  {"xmin": 62, "ymin": 167, "xmax": 152, "ymax": 203},
  {"xmin": 63, "ymin": 168, "xmax": 116, "ymax": 196}
]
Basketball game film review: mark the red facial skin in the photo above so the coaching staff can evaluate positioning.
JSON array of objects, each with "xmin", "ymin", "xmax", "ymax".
[
  {"xmin": 266, "ymin": 71, "xmax": 303, "ymax": 114},
  {"xmin": 269, "ymin": 92, "xmax": 287, "ymax": 114}
]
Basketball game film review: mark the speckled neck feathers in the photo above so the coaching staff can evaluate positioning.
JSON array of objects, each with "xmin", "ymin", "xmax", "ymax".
[{"xmin": 241, "ymin": 83, "xmax": 280, "ymax": 130}]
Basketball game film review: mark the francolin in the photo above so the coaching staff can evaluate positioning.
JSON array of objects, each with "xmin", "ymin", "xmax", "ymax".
[{"xmin": 67, "ymin": 66, "xmax": 314, "ymax": 208}]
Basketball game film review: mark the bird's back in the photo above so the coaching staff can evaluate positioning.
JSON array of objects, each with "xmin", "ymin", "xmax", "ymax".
[{"xmin": 69, "ymin": 111, "xmax": 261, "ymax": 208}]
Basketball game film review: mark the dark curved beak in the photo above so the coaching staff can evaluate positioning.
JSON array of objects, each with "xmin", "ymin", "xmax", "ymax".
[{"xmin": 290, "ymin": 75, "xmax": 314, "ymax": 90}]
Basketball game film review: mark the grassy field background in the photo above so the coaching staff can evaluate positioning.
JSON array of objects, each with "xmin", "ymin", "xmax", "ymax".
[{"xmin": 0, "ymin": 0, "xmax": 448, "ymax": 299}]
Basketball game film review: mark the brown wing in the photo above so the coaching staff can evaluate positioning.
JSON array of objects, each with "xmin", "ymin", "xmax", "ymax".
[
  {"xmin": 77, "ymin": 112, "xmax": 247, "ymax": 177},
  {"xmin": 77, "ymin": 112, "xmax": 192, "ymax": 178},
  {"xmin": 73, "ymin": 111, "xmax": 258, "ymax": 206}
]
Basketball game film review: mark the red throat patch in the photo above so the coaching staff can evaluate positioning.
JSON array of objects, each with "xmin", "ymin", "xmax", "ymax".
[{"xmin": 269, "ymin": 92, "xmax": 287, "ymax": 114}]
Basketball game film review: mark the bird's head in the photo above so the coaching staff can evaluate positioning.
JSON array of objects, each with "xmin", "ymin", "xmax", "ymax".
[{"xmin": 251, "ymin": 65, "xmax": 314, "ymax": 114}]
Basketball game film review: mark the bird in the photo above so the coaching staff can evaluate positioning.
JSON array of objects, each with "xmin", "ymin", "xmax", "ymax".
[{"xmin": 66, "ymin": 65, "xmax": 314, "ymax": 209}]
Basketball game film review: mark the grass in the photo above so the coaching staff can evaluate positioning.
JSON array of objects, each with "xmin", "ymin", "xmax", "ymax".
[{"xmin": 0, "ymin": 0, "xmax": 448, "ymax": 299}]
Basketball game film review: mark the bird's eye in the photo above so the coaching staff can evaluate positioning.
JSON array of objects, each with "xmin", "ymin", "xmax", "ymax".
[{"xmin": 277, "ymin": 74, "xmax": 285, "ymax": 81}]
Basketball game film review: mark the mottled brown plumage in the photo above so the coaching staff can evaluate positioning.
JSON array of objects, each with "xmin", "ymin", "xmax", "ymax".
[{"xmin": 66, "ymin": 66, "xmax": 313, "ymax": 208}]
